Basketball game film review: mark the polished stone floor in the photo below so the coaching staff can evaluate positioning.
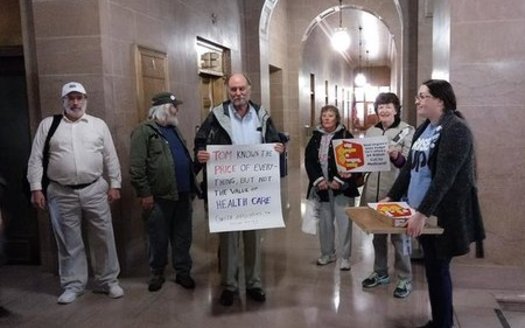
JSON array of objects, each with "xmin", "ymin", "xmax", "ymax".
[{"xmin": 1, "ymin": 170, "xmax": 524, "ymax": 327}]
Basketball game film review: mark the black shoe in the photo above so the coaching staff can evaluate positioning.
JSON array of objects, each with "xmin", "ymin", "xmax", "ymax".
[
  {"xmin": 219, "ymin": 289, "xmax": 235, "ymax": 306},
  {"xmin": 0, "ymin": 306, "xmax": 11, "ymax": 318},
  {"xmin": 246, "ymin": 287, "xmax": 266, "ymax": 302},
  {"xmin": 175, "ymin": 275, "xmax": 195, "ymax": 289},
  {"xmin": 148, "ymin": 275, "xmax": 165, "ymax": 292}
]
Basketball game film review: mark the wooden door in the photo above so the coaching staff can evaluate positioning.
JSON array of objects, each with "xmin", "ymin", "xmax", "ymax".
[
  {"xmin": 199, "ymin": 75, "xmax": 226, "ymax": 121},
  {"xmin": 135, "ymin": 46, "xmax": 168, "ymax": 121}
]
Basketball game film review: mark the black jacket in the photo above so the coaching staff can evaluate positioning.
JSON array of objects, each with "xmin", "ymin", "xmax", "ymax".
[
  {"xmin": 194, "ymin": 101, "xmax": 282, "ymax": 197},
  {"xmin": 388, "ymin": 111, "xmax": 485, "ymax": 258},
  {"xmin": 305, "ymin": 125, "xmax": 361, "ymax": 201}
]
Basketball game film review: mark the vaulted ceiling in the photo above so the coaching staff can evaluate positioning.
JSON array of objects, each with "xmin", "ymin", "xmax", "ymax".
[{"xmin": 304, "ymin": 5, "xmax": 394, "ymax": 68}]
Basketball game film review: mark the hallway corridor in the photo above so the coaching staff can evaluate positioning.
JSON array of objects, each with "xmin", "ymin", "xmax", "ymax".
[{"xmin": 1, "ymin": 170, "xmax": 524, "ymax": 328}]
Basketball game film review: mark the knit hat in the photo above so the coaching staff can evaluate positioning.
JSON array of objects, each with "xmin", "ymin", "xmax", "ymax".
[{"xmin": 151, "ymin": 92, "xmax": 183, "ymax": 106}]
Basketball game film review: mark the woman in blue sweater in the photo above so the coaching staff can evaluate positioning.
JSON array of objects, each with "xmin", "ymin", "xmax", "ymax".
[{"xmin": 385, "ymin": 80, "xmax": 485, "ymax": 328}]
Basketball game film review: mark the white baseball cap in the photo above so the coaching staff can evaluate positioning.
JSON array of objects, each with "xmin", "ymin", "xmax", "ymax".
[{"xmin": 61, "ymin": 82, "xmax": 87, "ymax": 97}]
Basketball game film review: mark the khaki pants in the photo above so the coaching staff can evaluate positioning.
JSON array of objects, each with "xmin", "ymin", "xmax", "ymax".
[{"xmin": 47, "ymin": 179, "xmax": 120, "ymax": 292}]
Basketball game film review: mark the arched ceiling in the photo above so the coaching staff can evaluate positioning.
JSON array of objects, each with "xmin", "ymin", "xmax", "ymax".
[{"xmin": 303, "ymin": 5, "xmax": 394, "ymax": 68}]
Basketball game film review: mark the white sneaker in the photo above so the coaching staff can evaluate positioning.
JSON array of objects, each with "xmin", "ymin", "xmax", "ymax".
[
  {"xmin": 393, "ymin": 279, "xmax": 412, "ymax": 298},
  {"xmin": 340, "ymin": 259, "xmax": 351, "ymax": 271},
  {"xmin": 57, "ymin": 290, "xmax": 82, "ymax": 304},
  {"xmin": 316, "ymin": 254, "xmax": 336, "ymax": 266},
  {"xmin": 94, "ymin": 284, "xmax": 124, "ymax": 299},
  {"xmin": 108, "ymin": 284, "xmax": 124, "ymax": 299}
]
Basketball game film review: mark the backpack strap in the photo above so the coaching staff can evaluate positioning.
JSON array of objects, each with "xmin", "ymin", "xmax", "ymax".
[{"xmin": 42, "ymin": 114, "xmax": 62, "ymax": 188}]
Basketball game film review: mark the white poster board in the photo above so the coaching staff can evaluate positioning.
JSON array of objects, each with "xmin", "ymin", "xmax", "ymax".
[
  {"xmin": 206, "ymin": 144, "xmax": 285, "ymax": 233},
  {"xmin": 332, "ymin": 136, "xmax": 390, "ymax": 172}
]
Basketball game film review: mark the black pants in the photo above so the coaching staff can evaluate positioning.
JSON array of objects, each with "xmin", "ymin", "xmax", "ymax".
[
  {"xmin": 419, "ymin": 235, "xmax": 453, "ymax": 328},
  {"xmin": 146, "ymin": 193, "xmax": 193, "ymax": 276}
]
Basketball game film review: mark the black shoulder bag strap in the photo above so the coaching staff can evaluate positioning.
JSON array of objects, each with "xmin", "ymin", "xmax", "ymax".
[{"xmin": 42, "ymin": 114, "xmax": 62, "ymax": 193}]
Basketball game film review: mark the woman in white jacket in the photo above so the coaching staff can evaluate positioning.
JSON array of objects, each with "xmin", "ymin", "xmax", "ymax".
[{"xmin": 360, "ymin": 92, "xmax": 415, "ymax": 298}]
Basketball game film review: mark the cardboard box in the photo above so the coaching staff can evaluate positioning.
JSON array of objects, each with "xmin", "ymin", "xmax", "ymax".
[
  {"xmin": 368, "ymin": 202, "xmax": 412, "ymax": 227},
  {"xmin": 379, "ymin": 215, "xmax": 409, "ymax": 228},
  {"xmin": 346, "ymin": 207, "xmax": 443, "ymax": 235}
]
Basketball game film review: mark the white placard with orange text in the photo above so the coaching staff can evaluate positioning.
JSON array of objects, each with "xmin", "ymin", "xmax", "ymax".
[{"xmin": 206, "ymin": 144, "xmax": 285, "ymax": 233}]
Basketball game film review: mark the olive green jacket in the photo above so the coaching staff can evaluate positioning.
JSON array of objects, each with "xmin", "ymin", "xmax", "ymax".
[{"xmin": 130, "ymin": 120, "xmax": 199, "ymax": 201}]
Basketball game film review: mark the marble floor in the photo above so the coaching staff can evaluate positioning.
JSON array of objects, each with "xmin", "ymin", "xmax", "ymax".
[{"xmin": 1, "ymin": 169, "xmax": 524, "ymax": 328}]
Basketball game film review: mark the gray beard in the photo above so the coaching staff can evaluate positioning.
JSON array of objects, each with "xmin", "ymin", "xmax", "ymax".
[
  {"xmin": 158, "ymin": 114, "xmax": 178, "ymax": 127},
  {"xmin": 166, "ymin": 115, "xmax": 179, "ymax": 126},
  {"xmin": 63, "ymin": 102, "xmax": 87, "ymax": 120}
]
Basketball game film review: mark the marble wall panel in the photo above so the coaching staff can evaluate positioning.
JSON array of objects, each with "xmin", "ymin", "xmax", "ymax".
[
  {"xmin": 451, "ymin": 63, "xmax": 525, "ymax": 107},
  {"xmin": 447, "ymin": 0, "xmax": 525, "ymax": 266},
  {"xmin": 108, "ymin": 3, "xmax": 136, "ymax": 42},
  {"xmin": 33, "ymin": 0, "xmax": 100, "ymax": 38},
  {"xmin": 35, "ymin": 37, "xmax": 102, "ymax": 75},
  {"xmin": 107, "ymin": 39, "xmax": 133, "ymax": 78},
  {"xmin": 110, "ymin": 0, "xmax": 149, "ymax": 17},
  {"xmin": 452, "ymin": 21, "xmax": 525, "ymax": 64},
  {"xmin": 134, "ymin": 14, "xmax": 166, "ymax": 52},
  {"xmin": 451, "ymin": 0, "xmax": 525, "ymax": 23}
]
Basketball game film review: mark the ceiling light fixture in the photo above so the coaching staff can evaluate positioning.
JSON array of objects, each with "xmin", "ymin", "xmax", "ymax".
[
  {"xmin": 354, "ymin": 26, "xmax": 367, "ymax": 86},
  {"xmin": 331, "ymin": 0, "xmax": 350, "ymax": 52}
]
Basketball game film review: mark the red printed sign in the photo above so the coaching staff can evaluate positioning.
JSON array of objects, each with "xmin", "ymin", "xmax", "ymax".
[
  {"xmin": 334, "ymin": 140, "xmax": 365, "ymax": 170},
  {"xmin": 376, "ymin": 203, "xmax": 412, "ymax": 218}
]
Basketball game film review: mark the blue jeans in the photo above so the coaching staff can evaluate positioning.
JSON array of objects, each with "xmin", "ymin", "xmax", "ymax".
[
  {"xmin": 419, "ymin": 235, "xmax": 453, "ymax": 328},
  {"xmin": 146, "ymin": 193, "xmax": 193, "ymax": 276}
]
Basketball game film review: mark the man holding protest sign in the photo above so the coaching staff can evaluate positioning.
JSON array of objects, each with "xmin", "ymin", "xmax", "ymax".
[{"xmin": 195, "ymin": 73, "xmax": 284, "ymax": 306}]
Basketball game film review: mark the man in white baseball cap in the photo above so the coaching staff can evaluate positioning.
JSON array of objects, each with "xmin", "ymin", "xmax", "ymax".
[
  {"xmin": 60, "ymin": 82, "xmax": 88, "ymax": 122},
  {"xmin": 61, "ymin": 82, "xmax": 86, "ymax": 97},
  {"xmin": 27, "ymin": 81, "xmax": 124, "ymax": 304}
]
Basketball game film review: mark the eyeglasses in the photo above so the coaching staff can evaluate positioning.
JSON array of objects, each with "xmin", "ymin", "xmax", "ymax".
[{"xmin": 415, "ymin": 94, "xmax": 434, "ymax": 101}]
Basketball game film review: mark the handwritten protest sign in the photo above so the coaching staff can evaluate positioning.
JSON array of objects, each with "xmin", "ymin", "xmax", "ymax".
[
  {"xmin": 206, "ymin": 144, "xmax": 285, "ymax": 233},
  {"xmin": 332, "ymin": 136, "xmax": 390, "ymax": 172}
]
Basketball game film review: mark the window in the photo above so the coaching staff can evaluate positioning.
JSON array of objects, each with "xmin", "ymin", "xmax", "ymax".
[{"xmin": 352, "ymin": 85, "xmax": 390, "ymax": 131}]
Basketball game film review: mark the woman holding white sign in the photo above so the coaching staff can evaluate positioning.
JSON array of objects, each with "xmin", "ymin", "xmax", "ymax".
[
  {"xmin": 360, "ymin": 92, "xmax": 415, "ymax": 299},
  {"xmin": 305, "ymin": 105, "xmax": 362, "ymax": 271}
]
